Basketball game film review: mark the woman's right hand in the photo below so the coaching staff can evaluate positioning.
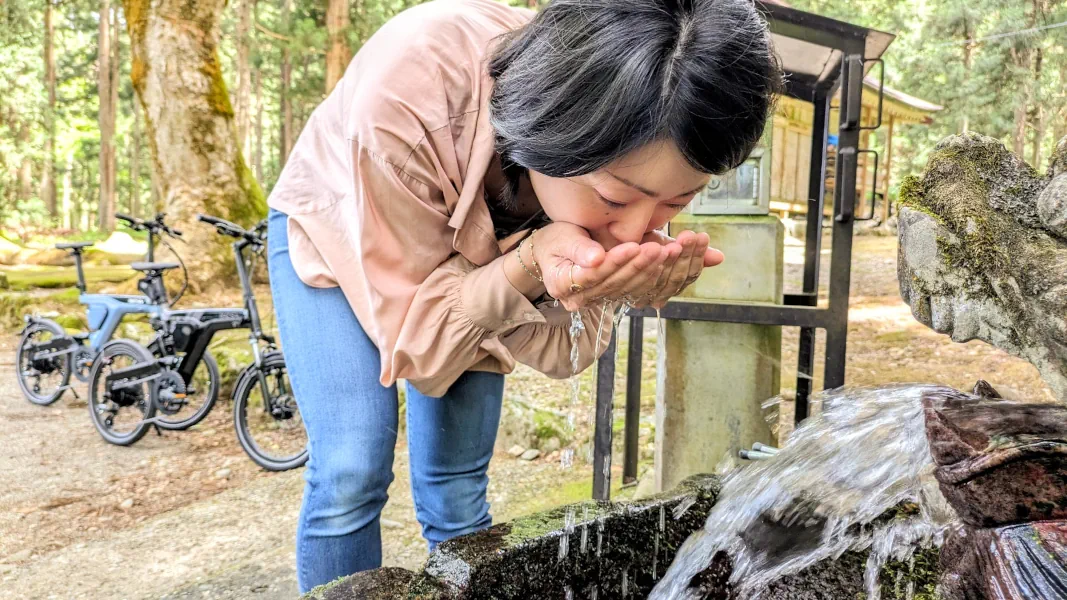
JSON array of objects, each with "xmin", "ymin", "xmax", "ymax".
[{"xmin": 531, "ymin": 223, "xmax": 671, "ymax": 311}]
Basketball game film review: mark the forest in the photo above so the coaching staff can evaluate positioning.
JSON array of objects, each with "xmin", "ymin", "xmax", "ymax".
[{"xmin": 0, "ymin": 0, "xmax": 1064, "ymax": 239}]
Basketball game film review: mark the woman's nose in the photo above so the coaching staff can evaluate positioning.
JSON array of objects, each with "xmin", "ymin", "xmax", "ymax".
[{"xmin": 607, "ymin": 203, "xmax": 657, "ymax": 244}]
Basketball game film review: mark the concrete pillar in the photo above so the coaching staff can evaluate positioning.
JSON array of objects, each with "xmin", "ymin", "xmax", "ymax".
[{"xmin": 655, "ymin": 213, "xmax": 783, "ymax": 493}]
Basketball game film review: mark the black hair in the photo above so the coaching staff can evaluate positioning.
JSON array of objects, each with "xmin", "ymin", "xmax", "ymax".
[{"xmin": 488, "ymin": 0, "xmax": 782, "ymax": 183}]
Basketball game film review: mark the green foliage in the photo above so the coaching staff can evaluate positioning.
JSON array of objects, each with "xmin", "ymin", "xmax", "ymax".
[
  {"xmin": 790, "ymin": 0, "xmax": 1067, "ymax": 199},
  {"xmin": 5, "ymin": 0, "xmax": 1064, "ymax": 239}
]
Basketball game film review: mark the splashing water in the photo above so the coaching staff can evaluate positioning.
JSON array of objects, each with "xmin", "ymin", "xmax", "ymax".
[
  {"xmin": 559, "ymin": 508, "xmax": 575, "ymax": 561},
  {"xmin": 650, "ymin": 384, "xmax": 957, "ymax": 600}
]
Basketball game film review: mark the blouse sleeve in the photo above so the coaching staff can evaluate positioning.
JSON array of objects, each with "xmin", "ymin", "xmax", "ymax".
[{"xmin": 351, "ymin": 143, "xmax": 616, "ymax": 396}]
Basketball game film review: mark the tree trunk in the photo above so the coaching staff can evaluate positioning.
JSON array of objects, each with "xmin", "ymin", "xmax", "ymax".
[
  {"xmin": 1032, "ymin": 105, "xmax": 1048, "ymax": 168},
  {"xmin": 123, "ymin": 0, "xmax": 267, "ymax": 289},
  {"xmin": 325, "ymin": 0, "xmax": 350, "ymax": 95},
  {"xmin": 234, "ymin": 0, "xmax": 253, "ymax": 154},
  {"xmin": 42, "ymin": 0, "xmax": 58, "ymax": 219},
  {"xmin": 131, "ymin": 95, "xmax": 142, "ymax": 218},
  {"xmin": 17, "ymin": 120, "xmax": 33, "ymax": 203},
  {"xmin": 98, "ymin": 0, "xmax": 116, "ymax": 232},
  {"xmin": 253, "ymin": 65, "xmax": 264, "ymax": 180},
  {"xmin": 279, "ymin": 0, "xmax": 293, "ymax": 165},
  {"xmin": 62, "ymin": 149, "xmax": 74, "ymax": 230},
  {"xmin": 111, "ymin": 5, "xmax": 121, "ymax": 215}
]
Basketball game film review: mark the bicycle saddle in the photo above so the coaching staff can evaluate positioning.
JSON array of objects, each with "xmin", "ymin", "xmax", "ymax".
[
  {"xmin": 55, "ymin": 241, "xmax": 94, "ymax": 251},
  {"xmin": 130, "ymin": 261, "xmax": 180, "ymax": 272}
]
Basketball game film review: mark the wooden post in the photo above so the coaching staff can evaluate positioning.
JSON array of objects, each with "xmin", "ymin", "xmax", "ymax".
[{"xmin": 881, "ymin": 116, "xmax": 895, "ymax": 224}]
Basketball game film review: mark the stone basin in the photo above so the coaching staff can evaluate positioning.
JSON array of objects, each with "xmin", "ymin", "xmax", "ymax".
[{"xmin": 303, "ymin": 474, "xmax": 938, "ymax": 600}]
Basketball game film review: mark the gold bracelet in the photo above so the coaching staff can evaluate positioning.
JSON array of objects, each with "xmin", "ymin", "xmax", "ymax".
[{"xmin": 517, "ymin": 231, "xmax": 543, "ymax": 282}]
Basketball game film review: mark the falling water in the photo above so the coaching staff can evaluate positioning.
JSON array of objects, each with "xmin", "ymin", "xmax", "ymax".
[
  {"xmin": 561, "ymin": 310, "xmax": 586, "ymax": 468},
  {"xmin": 650, "ymin": 384, "xmax": 958, "ymax": 600},
  {"xmin": 559, "ymin": 508, "xmax": 575, "ymax": 561}
]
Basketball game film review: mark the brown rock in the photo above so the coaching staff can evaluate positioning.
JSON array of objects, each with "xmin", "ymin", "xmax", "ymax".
[{"xmin": 922, "ymin": 388, "xmax": 1067, "ymax": 527}]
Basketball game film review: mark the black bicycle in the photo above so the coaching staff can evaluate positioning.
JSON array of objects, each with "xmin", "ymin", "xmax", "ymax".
[
  {"xmin": 85, "ymin": 215, "xmax": 307, "ymax": 470},
  {"xmin": 16, "ymin": 213, "xmax": 220, "ymax": 432}
]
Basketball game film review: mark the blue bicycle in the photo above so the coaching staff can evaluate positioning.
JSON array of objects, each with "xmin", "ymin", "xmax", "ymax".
[{"xmin": 14, "ymin": 213, "xmax": 220, "ymax": 434}]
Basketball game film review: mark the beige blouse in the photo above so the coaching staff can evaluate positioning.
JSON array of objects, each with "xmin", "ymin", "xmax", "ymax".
[{"xmin": 268, "ymin": 0, "xmax": 616, "ymax": 396}]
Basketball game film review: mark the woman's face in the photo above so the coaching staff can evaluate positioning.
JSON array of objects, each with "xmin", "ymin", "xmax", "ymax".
[{"xmin": 527, "ymin": 141, "xmax": 710, "ymax": 250}]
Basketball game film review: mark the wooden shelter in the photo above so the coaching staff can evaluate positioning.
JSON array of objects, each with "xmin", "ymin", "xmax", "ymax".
[{"xmin": 769, "ymin": 76, "xmax": 942, "ymax": 224}]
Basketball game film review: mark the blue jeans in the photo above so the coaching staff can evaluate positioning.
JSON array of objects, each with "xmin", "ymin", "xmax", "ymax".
[{"xmin": 267, "ymin": 209, "xmax": 505, "ymax": 593}]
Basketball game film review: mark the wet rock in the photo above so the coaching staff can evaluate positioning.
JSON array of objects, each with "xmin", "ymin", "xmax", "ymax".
[
  {"xmin": 897, "ymin": 133, "xmax": 1067, "ymax": 401},
  {"xmin": 303, "ymin": 568, "xmax": 418, "ymax": 600},
  {"xmin": 939, "ymin": 521, "xmax": 1067, "ymax": 600},
  {"xmin": 921, "ymin": 388, "xmax": 1067, "ymax": 527},
  {"xmin": 519, "ymin": 449, "xmax": 540, "ymax": 461},
  {"xmin": 506, "ymin": 445, "xmax": 525, "ymax": 458}
]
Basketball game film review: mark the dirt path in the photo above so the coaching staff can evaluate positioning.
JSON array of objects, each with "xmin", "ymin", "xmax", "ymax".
[{"xmin": 0, "ymin": 335, "xmax": 593, "ymax": 599}]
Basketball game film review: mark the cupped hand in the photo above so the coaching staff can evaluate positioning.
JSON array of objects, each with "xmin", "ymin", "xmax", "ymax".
[
  {"xmin": 531, "ymin": 223, "xmax": 670, "ymax": 312},
  {"xmin": 639, "ymin": 229, "xmax": 724, "ymax": 308}
]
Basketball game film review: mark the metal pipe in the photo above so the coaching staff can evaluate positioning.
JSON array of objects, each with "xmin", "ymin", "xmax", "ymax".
[
  {"xmin": 739, "ymin": 449, "xmax": 776, "ymax": 461},
  {"xmin": 622, "ymin": 315, "xmax": 643, "ymax": 486},
  {"xmin": 592, "ymin": 330, "xmax": 618, "ymax": 501},
  {"xmin": 752, "ymin": 442, "xmax": 780, "ymax": 455}
]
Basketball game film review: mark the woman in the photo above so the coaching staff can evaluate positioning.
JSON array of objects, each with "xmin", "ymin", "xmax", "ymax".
[{"xmin": 267, "ymin": 0, "xmax": 780, "ymax": 591}]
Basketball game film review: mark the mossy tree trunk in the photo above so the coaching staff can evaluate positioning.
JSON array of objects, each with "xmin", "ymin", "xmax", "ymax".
[
  {"xmin": 123, "ymin": 0, "xmax": 266, "ymax": 291},
  {"xmin": 98, "ymin": 0, "xmax": 116, "ymax": 232},
  {"xmin": 325, "ymin": 0, "xmax": 350, "ymax": 95}
]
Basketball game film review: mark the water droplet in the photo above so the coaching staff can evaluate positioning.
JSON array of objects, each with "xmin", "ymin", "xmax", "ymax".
[{"xmin": 653, "ymin": 533, "xmax": 660, "ymax": 579}]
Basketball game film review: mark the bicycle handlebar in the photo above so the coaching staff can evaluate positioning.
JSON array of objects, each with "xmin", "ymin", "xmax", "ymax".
[
  {"xmin": 116, "ymin": 212, "xmax": 183, "ymax": 239},
  {"xmin": 197, "ymin": 214, "xmax": 264, "ymax": 245}
]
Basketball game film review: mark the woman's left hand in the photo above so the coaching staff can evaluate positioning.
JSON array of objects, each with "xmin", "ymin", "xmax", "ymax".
[{"xmin": 638, "ymin": 230, "xmax": 724, "ymax": 308}]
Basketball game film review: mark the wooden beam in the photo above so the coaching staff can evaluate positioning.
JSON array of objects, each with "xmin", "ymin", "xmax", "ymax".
[{"xmin": 881, "ymin": 115, "xmax": 895, "ymax": 224}]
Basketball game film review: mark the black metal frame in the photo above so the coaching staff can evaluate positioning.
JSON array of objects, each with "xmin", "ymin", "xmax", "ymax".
[{"xmin": 590, "ymin": 3, "xmax": 888, "ymax": 501}]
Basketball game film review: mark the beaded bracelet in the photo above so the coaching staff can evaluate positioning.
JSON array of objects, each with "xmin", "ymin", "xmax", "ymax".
[{"xmin": 517, "ymin": 231, "xmax": 543, "ymax": 282}]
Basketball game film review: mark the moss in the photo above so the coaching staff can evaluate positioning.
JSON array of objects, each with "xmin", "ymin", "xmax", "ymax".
[
  {"xmin": 879, "ymin": 547, "xmax": 942, "ymax": 599},
  {"xmin": 203, "ymin": 51, "xmax": 234, "ymax": 117},
  {"xmin": 125, "ymin": 0, "xmax": 149, "ymax": 96},
  {"xmin": 54, "ymin": 313, "xmax": 86, "ymax": 331},
  {"xmin": 532, "ymin": 411, "xmax": 567, "ymax": 444}
]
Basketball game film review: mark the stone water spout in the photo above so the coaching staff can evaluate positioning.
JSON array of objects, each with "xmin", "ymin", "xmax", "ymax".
[{"xmin": 897, "ymin": 133, "xmax": 1067, "ymax": 401}]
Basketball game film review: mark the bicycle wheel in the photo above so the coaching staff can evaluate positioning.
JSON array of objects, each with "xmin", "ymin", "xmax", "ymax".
[
  {"xmin": 233, "ymin": 352, "xmax": 308, "ymax": 471},
  {"xmin": 154, "ymin": 351, "xmax": 220, "ymax": 431},
  {"xmin": 16, "ymin": 319, "xmax": 72, "ymax": 406},
  {"xmin": 87, "ymin": 339, "xmax": 157, "ymax": 446}
]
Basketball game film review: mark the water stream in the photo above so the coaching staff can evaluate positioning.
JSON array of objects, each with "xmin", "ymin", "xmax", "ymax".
[{"xmin": 650, "ymin": 384, "xmax": 958, "ymax": 600}]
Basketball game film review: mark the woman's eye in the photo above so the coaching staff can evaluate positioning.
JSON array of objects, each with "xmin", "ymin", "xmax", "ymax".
[{"xmin": 596, "ymin": 193, "xmax": 627, "ymax": 209}]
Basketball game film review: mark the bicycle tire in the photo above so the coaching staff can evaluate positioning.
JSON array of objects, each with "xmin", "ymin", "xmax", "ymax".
[
  {"xmin": 233, "ymin": 351, "xmax": 308, "ymax": 471},
  {"xmin": 15, "ymin": 319, "xmax": 72, "ymax": 406},
  {"xmin": 154, "ymin": 351, "xmax": 220, "ymax": 431},
  {"xmin": 87, "ymin": 339, "xmax": 158, "ymax": 446}
]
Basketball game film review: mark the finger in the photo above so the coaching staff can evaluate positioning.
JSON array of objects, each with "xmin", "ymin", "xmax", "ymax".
[
  {"xmin": 640, "ymin": 229, "xmax": 673, "ymax": 246},
  {"xmin": 580, "ymin": 242, "xmax": 666, "ymax": 303},
  {"xmin": 704, "ymin": 247, "xmax": 725, "ymax": 267},
  {"xmin": 571, "ymin": 242, "xmax": 642, "ymax": 288},
  {"xmin": 651, "ymin": 237, "xmax": 696, "ymax": 307},
  {"xmin": 644, "ymin": 242, "xmax": 682, "ymax": 304},
  {"xmin": 559, "ymin": 235, "xmax": 606, "ymax": 269}
]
